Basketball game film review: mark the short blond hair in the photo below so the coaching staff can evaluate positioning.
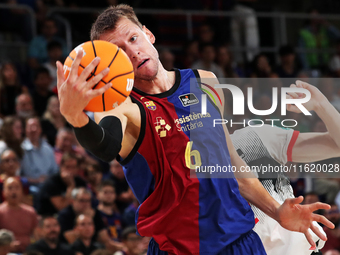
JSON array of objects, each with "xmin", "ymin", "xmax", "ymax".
[{"xmin": 91, "ymin": 4, "xmax": 142, "ymax": 40}]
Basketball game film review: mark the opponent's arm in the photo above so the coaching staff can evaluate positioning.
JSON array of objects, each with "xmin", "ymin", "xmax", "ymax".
[
  {"xmin": 56, "ymin": 51, "xmax": 128, "ymax": 162},
  {"xmin": 287, "ymin": 81, "xmax": 340, "ymax": 162},
  {"xmin": 197, "ymin": 70, "xmax": 334, "ymax": 249}
]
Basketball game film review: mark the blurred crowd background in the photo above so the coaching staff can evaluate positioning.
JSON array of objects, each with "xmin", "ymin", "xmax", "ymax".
[{"xmin": 1, "ymin": 0, "xmax": 340, "ymax": 255}]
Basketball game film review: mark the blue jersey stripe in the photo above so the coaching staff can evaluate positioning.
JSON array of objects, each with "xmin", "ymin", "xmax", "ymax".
[
  {"xmin": 168, "ymin": 69, "xmax": 255, "ymax": 253},
  {"xmin": 122, "ymin": 152, "xmax": 156, "ymax": 205}
]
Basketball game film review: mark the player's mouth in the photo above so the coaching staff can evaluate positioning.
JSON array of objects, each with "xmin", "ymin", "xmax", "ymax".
[{"xmin": 137, "ymin": 59, "xmax": 149, "ymax": 69}]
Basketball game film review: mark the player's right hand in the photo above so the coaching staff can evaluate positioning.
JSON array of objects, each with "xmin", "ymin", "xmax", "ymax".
[
  {"xmin": 56, "ymin": 50, "xmax": 112, "ymax": 127},
  {"xmin": 286, "ymin": 80, "xmax": 327, "ymax": 114}
]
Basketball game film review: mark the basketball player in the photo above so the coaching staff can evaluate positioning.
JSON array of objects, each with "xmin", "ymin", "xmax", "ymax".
[
  {"xmin": 229, "ymin": 80, "xmax": 340, "ymax": 255},
  {"xmin": 56, "ymin": 5, "xmax": 333, "ymax": 254}
]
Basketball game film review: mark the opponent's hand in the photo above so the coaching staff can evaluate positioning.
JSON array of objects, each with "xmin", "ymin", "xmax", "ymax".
[
  {"xmin": 56, "ymin": 50, "xmax": 112, "ymax": 127},
  {"xmin": 286, "ymin": 80, "xmax": 327, "ymax": 113},
  {"xmin": 276, "ymin": 196, "xmax": 334, "ymax": 249}
]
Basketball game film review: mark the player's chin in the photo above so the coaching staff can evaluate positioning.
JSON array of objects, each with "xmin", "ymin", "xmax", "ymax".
[{"xmin": 136, "ymin": 66, "xmax": 158, "ymax": 81}]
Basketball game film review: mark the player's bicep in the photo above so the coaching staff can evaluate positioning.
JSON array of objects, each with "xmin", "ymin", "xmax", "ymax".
[
  {"xmin": 94, "ymin": 97, "xmax": 131, "ymax": 134},
  {"xmin": 292, "ymin": 132, "xmax": 340, "ymax": 162}
]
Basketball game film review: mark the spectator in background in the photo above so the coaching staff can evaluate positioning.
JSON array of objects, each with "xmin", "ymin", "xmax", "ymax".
[
  {"xmin": 41, "ymin": 96, "xmax": 68, "ymax": 147},
  {"xmin": 84, "ymin": 163, "xmax": 103, "ymax": 207},
  {"xmin": 0, "ymin": 116, "xmax": 23, "ymax": 158},
  {"xmin": 26, "ymin": 215, "xmax": 74, "ymax": 255},
  {"xmin": 230, "ymin": 1, "xmax": 260, "ymax": 64},
  {"xmin": 54, "ymin": 128, "xmax": 83, "ymax": 165},
  {"xmin": 122, "ymin": 198, "xmax": 139, "ymax": 227},
  {"xmin": 192, "ymin": 43, "xmax": 224, "ymax": 78},
  {"xmin": 159, "ymin": 49, "xmax": 175, "ymax": 71},
  {"xmin": 70, "ymin": 214, "xmax": 101, "ymax": 255},
  {"xmin": 299, "ymin": 8, "xmax": 340, "ymax": 71},
  {"xmin": 0, "ymin": 149, "xmax": 30, "ymax": 205},
  {"xmin": 15, "ymin": 93, "xmax": 35, "ymax": 119},
  {"xmin": 182, "ymin": 40, "xmax": 199, "ymax": 69},
  {"xmin": 37, "ymin": 153, "xmax": 86, "ymax": 215},
  {"xmin": 57, "ymin": 187, "xmax": 123, "ymax": 251},
  {"xmin": 97, "ymin": 180, "xmax": 123, "ymax": 241},
  {"xmin": 198, "ymin": 24, "xmax": 215, "ymax": 44},
  {"xmin": 276, "ymin": 45, "xmax": 300, "ymax": 78},
  {"xmin": 0, "ymin": 177, "xmax": 38, "ymax": 253},
  {"xmin": 324, "ymin": 250, "xmax": 340, "ymax": 255},
  {"xmin": 28, "ymin": 18, "xmax": 67, "ymax": 69},
  {"xmin": 319, "ymin": 78, "xmax": 340, "ymax": 111},
  {"xmin": 322, "ymin": 204, "xmax": 340, "ymax": 253},
  {"xmin": 0, "ymin": 229, "xmax": 15, "ymax": 255},
  {"xmin": 43, "ymin": 41, "xmax": 64, "ymax": 91},
  {"xmin": 23, "ymin": 251, "xmax": 44, "ymax": 255},
  {"xmin": 329, "ymin": 39, "xmax": 340, "ymax": 77},
  {"xmin": 216, "ymin": 45, "xmax": 238, "ymax": 78},
  {"xmin": 250, "ymin": 53, "xmax": 278, "ymax": 78},
  {"xmin": 30, "ymin": 67, "xmax": 55, "ymax": 117},
  {"xmin": 303, "ymin": 191, "xmax": 320, "ymax": 205},
  {"xmin": 113, "ymin": 227, "xmax": 145, "ymax": 255},
  {"xmin": 91, "ymin": 249, "xmax": 112, "ymax": 255},
  {"xmin": 21, "ymin": 117, "xmax": 58, "ymax": 185},
  {"xmin": 0, "ymin": 62, "xmax": 28, "ymax": 117},
  {"xmin": 109, "ymin": 160, "xmax": 134, "ymax": 212}
]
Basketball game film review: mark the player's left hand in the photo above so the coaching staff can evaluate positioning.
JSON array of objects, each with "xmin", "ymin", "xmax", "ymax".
[{"xmin": 277, "ymin": 196, "xmax": 334, "ymax": 249}]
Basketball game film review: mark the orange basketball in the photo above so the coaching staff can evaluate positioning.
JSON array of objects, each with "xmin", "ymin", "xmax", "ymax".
[{"xmin": 63, "ymin": 40, "xmax": 134, "ymax": 112}]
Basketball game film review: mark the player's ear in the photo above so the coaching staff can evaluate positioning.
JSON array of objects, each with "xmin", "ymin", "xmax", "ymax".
[{"xmin": 143, "ymin": 25, "xmax": 155, "ymax": 44}]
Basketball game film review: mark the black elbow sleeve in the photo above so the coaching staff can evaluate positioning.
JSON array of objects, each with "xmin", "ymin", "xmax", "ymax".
[{"xmin": 73, "ymin": 116, "xmax": 123, "ymax": 162}]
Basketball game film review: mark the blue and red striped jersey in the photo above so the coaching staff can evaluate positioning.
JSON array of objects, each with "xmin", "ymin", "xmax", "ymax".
[{"xmin": 119, "ymin": 69, "xmax": 254, "ymax": 254}]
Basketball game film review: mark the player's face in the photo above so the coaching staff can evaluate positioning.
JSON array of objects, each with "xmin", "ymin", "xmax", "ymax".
[{"xmin": 100, "ymin": 18, "xmax": 159, "ymax": 82}]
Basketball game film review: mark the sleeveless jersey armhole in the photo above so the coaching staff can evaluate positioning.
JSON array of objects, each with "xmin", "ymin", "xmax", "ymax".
[
  {"xmin": 192, "ymin": 69, "xmax": 223, "ymax": 118},
  {"xmin": 117, "ymin": 96, "xmax": 146, "ymax": 165}
]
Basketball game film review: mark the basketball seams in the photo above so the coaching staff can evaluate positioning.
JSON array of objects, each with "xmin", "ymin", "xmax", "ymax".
[
  {"xmin": 69, "ymin": 57, "xmax": 131, "ymax": 101},
  {"xmin": 102, "ymin": 93, "xmax": 106, "ymax": 111},
  {"xmin": 108, "ymin": 48, "xmax": 120, "ymax": 68},
  {"xmin": 66, "ymin": 42, "xmax": 134, "ymax": 112},
  {"xmin": 91, "ymin": 41, "xmax": 98, "ymax": 75},
  {"xmin": 107, "ymin": 70, "xmax": 134, "ymax": 83}
]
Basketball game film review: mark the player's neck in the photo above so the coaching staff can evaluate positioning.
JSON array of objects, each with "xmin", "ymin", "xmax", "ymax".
[{"xmin": 134, "ymin": 63, "xmax": 175, "ymax": 95}]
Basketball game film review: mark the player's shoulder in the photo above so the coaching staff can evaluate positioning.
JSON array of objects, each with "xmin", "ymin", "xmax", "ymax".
[
  {"xmin": 196, "ymin": 69, "xmax": 218, "ymax": 79},
  {"xmin": 232, "ymin": 124, "xmax": 293, "ymax": 139},
  {"xmin": 251, "ymin": 124, "xmax": 294, "ymax": 138}
]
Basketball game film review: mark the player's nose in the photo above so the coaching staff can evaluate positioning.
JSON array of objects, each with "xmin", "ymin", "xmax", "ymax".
[{"xmin": 126, "ymin": 47, "xmax": 140, "ymax": 59}]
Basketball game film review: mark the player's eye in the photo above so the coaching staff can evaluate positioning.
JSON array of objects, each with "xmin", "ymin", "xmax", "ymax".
[{"xmin": 130, "ymin": 36, "xmax": 137, "ymax": 42}]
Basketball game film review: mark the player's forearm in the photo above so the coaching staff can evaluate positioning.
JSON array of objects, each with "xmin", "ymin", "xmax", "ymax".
[
  {"xmin": 314, "ymin": 99, "xmax": 340, "ymax": 149},
  {"xmin": 73, "ymin": 116, "xmax": 123, "ymax": 162},
  {"xmin": 238, "ymin": 177, "xmax": 280, "ymax": 220},
  {"xmin": 232, "ymin": 155, "xmax": 280, "ymax": 221}
]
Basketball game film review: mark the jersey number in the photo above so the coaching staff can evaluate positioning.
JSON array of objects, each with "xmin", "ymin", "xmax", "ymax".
[{"xmin": 185, "ymin": 141, "xmax": 202, "ymax": 169}]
